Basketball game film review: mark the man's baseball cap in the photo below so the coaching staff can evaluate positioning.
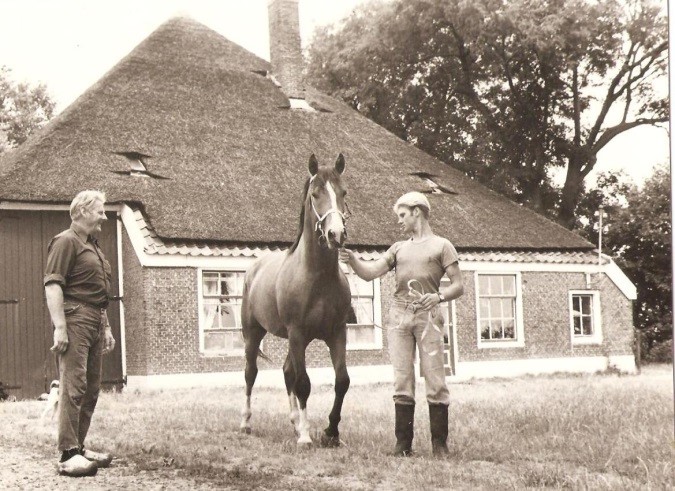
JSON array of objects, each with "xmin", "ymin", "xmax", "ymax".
[{"xmin": 393, "ymin": 191, "xmax": 430, "ymax": 213}]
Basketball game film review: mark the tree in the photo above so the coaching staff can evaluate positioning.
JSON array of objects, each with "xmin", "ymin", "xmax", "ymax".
[
  {"xmin": 306, "ymin": 0, "xmax": 668, "ymax": 227},
  {"xmin": 0, "ymin": 66, "xmax": 55, "ymax": 154},
  {"xmin": 574, "ymin": 170, "xmax": 635, "ymax": 239},
  {"xmin": 581, "ymin": 164, "xmax": 671, "ymax": 358}
]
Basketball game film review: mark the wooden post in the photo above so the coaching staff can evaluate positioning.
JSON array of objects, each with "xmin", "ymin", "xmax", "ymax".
[{"xmin": 598, "ymin": 205, "xmax": 604, "ymax": 266}]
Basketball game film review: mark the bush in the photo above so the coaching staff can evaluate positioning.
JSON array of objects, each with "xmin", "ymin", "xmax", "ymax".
[{"xmin": 646, "ymin": 339, "xmax": 673, "ymax": 364}]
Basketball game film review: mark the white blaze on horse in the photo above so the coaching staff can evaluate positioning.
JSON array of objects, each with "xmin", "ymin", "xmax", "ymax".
[{"xmin": 240, "ymin": 153, "xmax": 352, "ymax": 447}]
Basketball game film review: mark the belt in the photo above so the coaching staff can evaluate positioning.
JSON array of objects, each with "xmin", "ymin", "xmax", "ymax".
[
  {"xmin": 63, "ymin": 296, "xmax": 107, "ymax": 311},
  {"xmin": 392, "ymin": 297, "xmax": 427, "ymax": 309}
]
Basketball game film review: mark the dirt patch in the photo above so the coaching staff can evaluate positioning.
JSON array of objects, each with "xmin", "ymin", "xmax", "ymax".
[{"xmin": 0, "ymin": 442, "xmax": 225, "ymax": 490}]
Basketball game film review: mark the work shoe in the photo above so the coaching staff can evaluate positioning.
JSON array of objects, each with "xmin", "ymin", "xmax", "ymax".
[
  {"xmin": 81, "ymin": 448, "xmax": 113, "ymax": 468},
  {"xmin": 57, "ymin": 454, "xmax": 98, "ymax": 477}
]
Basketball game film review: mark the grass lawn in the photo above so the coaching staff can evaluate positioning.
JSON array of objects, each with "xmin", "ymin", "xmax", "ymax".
[{"xmin": 1, "ymin": 364, "xmax": 672, "ymax": 489}]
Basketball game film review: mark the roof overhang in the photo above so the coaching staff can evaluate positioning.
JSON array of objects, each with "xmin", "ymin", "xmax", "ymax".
[
  {"xmin": 0, "ymin": 201, "xmax": 123, "ymax": 213},
  {"xmin": 0, "ymin": 201, "xmax": 636, "ymax": 301},
  {"xmin": 117, "ymin": 204, "xmax": 637, "ymax": 300}
]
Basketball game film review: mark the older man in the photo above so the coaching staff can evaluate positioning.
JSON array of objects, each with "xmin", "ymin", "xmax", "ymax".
[
  {"xmin": 340, "ymin": 191, "xmax": 464, "ymax": 457},
  {"xmin": 44, "ymin": 190, "xmax": 116, "ymax": 476}
]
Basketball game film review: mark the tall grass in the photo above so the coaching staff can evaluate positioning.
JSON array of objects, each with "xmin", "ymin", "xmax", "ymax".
[{"xmin": 1, "ymin": 365, "xmax": 672, "ymax": 489}]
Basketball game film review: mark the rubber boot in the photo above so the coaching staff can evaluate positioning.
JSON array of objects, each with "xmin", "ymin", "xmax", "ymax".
[
  {"xmin": 429, "ymin": 403, "xmax": 449, "ymax": 456},
  {"xmin": 391, "ymin": 403, "xmax": 414, "ymax": 456}
]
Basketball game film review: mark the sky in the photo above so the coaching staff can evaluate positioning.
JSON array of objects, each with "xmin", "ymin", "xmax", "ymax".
[{"xmin": 0, "ymin": 0, "xmax": 669, "ymax": 188}]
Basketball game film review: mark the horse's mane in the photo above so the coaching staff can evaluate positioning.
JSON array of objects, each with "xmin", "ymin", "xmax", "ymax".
[{"xmin": 288, "ymin": 177, "xmax": 311, "ymax": 254}]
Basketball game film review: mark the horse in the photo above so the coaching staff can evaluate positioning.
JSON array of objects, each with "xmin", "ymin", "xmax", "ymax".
[{"xmin": 239, "ymin": 153, "xmax": 352, "ymax": 447}]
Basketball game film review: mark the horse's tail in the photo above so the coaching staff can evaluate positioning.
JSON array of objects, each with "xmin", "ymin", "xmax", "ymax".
[{"xmin": 257, "ymin": 348, "xmax": 272, "ymax": 364}]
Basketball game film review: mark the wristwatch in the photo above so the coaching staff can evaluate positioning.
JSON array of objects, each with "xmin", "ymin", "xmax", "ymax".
[{"xmin": 437, "ymin": 292, "xmax": 445, "ymax": 302}]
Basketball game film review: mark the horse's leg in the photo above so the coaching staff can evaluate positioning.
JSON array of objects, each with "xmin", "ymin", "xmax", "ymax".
[
  {"xmin": 288, "ymin": 330, "xmax": 312, "ymax": 445},
  {"xmin": 283, "ymin": 353, "xmax": 300, "ymax": 434},
  {"xmin": 240, "ymin": 320, "xmax": 267, "ymax": 434},
  {"xmin": 321, "ymin": 327, "xmax": 350, "ymax": 447}
]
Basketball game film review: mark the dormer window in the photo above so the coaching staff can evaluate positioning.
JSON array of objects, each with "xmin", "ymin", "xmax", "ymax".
[
  {"xmin": 112, "ymin": 151, "xmax": 169, "ymax": 179},
  {"xmin": 115, "ymin": 151, "xmax": 150, "ymax": 177},
  {"xmin": 288, "ymin": 98, "xmax": 316, "ymax": 112},
  {"xmin": 128, "ymin": 157, "xmax": 147, "ymax": 175},
  {"xmin": 424, "ymin": 178, "xmax": 444, "ymax": 194},
  {"xmin": 410, "ymin": 172, "xmax": 457, "ymax": 195}
]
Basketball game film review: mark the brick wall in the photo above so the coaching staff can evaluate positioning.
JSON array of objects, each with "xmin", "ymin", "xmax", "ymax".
[
  {"xmin": 122, "ymin": 254, "xmax": 389, "ymax": 376},
  {"xmin": 453, "ymin": 270, "xmax": 634, "ymax": 362},
  {"xmin": 121, "ymin": 248, "xmax": 633, "ymax": 376},
  {"xmin": 121, "ymin": 232, "xmax": 147, "ymax": 376}
]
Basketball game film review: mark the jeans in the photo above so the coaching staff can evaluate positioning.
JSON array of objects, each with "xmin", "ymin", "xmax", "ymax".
[
  {"xmin": 387, "ymin": 299, "xmax": 450, "ymax": 406},
  {"xmin": 57, "ymin": 302, "xmax": 104, "ymax": 452}
]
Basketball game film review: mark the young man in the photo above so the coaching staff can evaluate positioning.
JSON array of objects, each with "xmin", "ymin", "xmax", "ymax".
[
  {"xmin": 44, "ymin": 190, "xmax": 116, "ymax": 476},
  {"xmin": 339, "ymin": 191, "xmax": 464, "ymax": 456}
]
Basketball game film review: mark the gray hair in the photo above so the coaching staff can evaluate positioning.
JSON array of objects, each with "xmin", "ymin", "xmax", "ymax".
[{"xmin": 70, "ymin": 190, "xmax": 106, "ymax": 219}]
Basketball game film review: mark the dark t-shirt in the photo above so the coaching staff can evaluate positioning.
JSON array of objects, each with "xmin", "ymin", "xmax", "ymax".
[
  {"xmin": 44, "ymin": 225, "xmax": 112, "ymax": 308},
  {"xmin": 383, "ymin": 235, "xmax": 459, "ymax": 300}
]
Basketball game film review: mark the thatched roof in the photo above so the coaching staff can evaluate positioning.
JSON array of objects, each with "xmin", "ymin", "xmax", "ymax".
[{"xmin": 0, "ymin": 17, "xmax": 592, "ymax": 250}]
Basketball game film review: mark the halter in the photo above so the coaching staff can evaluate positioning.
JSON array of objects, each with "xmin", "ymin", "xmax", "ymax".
[
  {"xmin": 308, "ymin": 175, "xmax": 352, "ymax": 237},
  {"xmin": 310, "ymin": 198, "xmax": 352, "ymax": 233}
]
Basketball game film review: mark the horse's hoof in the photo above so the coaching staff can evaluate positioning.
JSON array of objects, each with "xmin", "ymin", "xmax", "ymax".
[
  {"xmin": 240, "ymin": 426, "xmax": 252, "ymax": 435},
  {"xmin": 297, "ymin": 437, "xmax": 313, "ymax": 448},
  {"xmin": 320, "ymin": 433, "xmax": 340, "ymax": 448}
]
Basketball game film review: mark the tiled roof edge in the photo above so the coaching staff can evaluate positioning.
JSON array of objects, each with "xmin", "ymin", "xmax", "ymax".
[{"xmin": 132, "ymin": 207, "xmax": 608, "ymax": 265}]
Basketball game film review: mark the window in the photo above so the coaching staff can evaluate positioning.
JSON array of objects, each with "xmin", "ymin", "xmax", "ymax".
[
  {"xmin": 569, "ymin": 291, "xmax": 602, "ymax": 344},
  {"xmin": 199, "ymin": 271, "xmax": 246, "ymax": 355},
  {"xmin": 342, "ymin": 267, "xmax": 382, "ymax": 350},
  {"xmin": 476, "ymin": 273, "xmax": 524, "ymax": 348},
  {"xmin": 439, "ymin": 279, "xmax": 457, "ymax": 375}
]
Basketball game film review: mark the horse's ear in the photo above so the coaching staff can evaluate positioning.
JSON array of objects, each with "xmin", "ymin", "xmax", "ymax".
[
  {"xmin": 335, "ymin": 153, "xmax": 345, "ymax": 175},
  {"xmin": 308, "ymin": 154, "xmax": 319, "ymax": 176}
]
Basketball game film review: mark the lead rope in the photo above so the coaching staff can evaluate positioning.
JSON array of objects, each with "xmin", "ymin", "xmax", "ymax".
[
  {"xmin": 402, "ymin": 279, "xmax": 442, "ymax": 356},
  {"xmin": 343, "ymin": 268, "xmax": 443, "ymax": 357}
]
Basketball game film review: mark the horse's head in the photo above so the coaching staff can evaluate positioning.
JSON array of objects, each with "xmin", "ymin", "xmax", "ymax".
[{"xmin": 307, "ymin": 153, "xmax": 350, "ymax": 249}]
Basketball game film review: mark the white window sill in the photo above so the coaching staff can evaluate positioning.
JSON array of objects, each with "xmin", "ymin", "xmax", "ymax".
[
  {"xmin": 347, "ymin": 344, "xmax": 383, "ymax": 351},
  {"xmin": 572, "ymin": 336, "xmax": 603, "ymax": 346},
  {"xmin": 478, "ymin": 340, "xmax": 525, "ymax": 349},
  {"xmin": 199, "ymin": 349, "xmax": 245, "ymax": 358}
]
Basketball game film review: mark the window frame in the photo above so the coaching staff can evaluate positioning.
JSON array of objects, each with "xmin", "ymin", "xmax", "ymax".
[
  {"xmin": 475, "ymin": 271, "xmax": 525, "ymax": 348},
  {"xmin": 341, "ymin": 264, "xmax": 383, "ymax": 351},
  {"xmin": 440, "ymin": 278, "xmax": 458, "ymax": 374},
  {"xmin": 569, "ymin": 290, "xmax": 603, "ymax": 345},
  {"xmin": 197, "ymin": 269, "xmax": 247, "ymax": 357}
]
